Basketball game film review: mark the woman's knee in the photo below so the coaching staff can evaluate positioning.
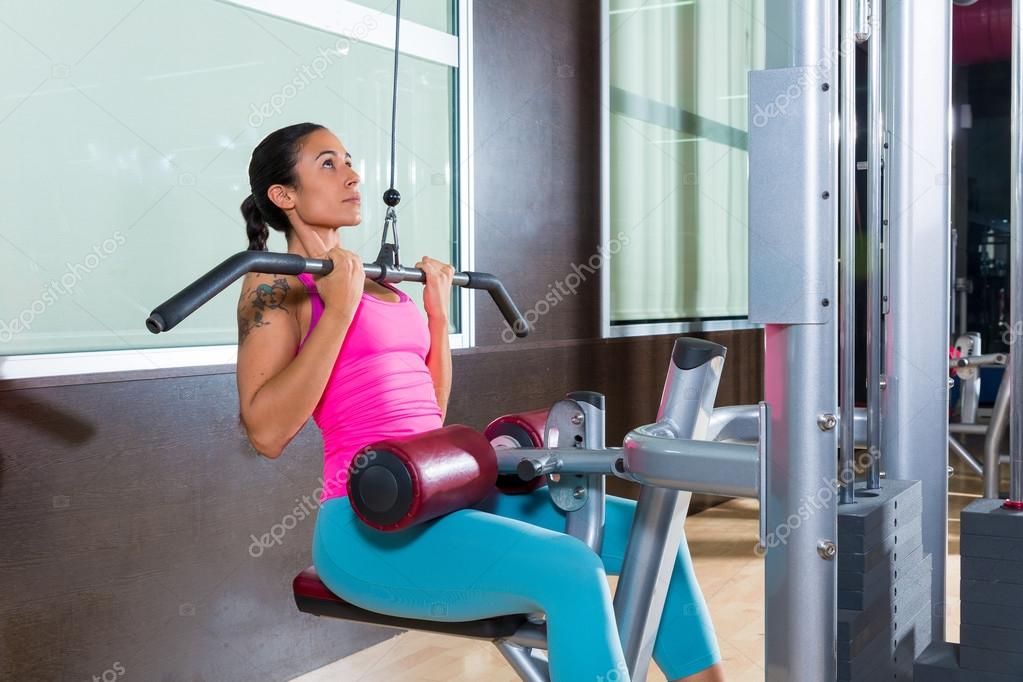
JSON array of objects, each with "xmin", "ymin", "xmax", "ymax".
[{"xmin": 533, "ymin": 533, "xmax": 608, "ymax": 599}]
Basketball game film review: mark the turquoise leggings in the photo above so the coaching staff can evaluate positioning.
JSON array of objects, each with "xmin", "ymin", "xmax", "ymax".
[{"xmin": 312, "ymin": 488, "xmax": 720, "ymax": 682}]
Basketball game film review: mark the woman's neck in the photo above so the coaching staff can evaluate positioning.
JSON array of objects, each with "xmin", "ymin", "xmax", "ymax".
[{"xmin": 287, "ymin": 224, "xmax": 342, "ymax": 258}]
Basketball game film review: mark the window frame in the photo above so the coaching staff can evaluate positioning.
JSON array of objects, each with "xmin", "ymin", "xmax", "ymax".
[
  {"xmin": 0, "ymin": 0, "xmax": 474, "ymax": 381},
  {"xmin": 598, "ymin": 0, "xmax": 761, "ymax": 339}
]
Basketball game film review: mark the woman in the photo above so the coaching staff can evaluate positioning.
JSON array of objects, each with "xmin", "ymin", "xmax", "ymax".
[{"xmin": 235, "ymin": 123, "xmax": 725, "ymax": 682}]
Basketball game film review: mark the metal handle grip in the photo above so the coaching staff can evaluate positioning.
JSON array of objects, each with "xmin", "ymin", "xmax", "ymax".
[
  {"xmin": 145, "ymin": 251, "xmax": 529, "ymax": 337},
  {"xmin": 145, "ymin": 252, "xmax": 323, "ymax": 334}
]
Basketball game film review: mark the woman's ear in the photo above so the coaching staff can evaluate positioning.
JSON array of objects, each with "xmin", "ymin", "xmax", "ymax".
[{"xmin": 267, "ymin": 184, "xmax": 295, "ymax": 212}]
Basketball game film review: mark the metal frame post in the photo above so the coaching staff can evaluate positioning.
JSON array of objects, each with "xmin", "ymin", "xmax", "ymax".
[
  {"xmin": 1008, "ymin": 0, "xmax": 1023, "ymax": 509},
  {"xmin": 759, "ymin": 2, "xmax": 839, "ymax": 679},
  {"xmin": 881, "ymin": 0, "xmax": 952, "ymax": 641},
  {"xmin": 866, "ymin": 0, "xmax": 884, "ymax": 489},
  {"xmin": 839, "ymin": 0, "xmax": 858, "ymax": 505},
  {"xmin": 612, "ymin": 338, "xmax": 725, "ymax": 681}
]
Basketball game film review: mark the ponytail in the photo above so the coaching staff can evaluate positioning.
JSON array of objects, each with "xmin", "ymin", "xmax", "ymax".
[
  {"xmin": 242, "ymin": 122, "xmax": 326, "ymax": 250},
  {"xmin": 241, "ymin": 194, "xmax": 269, "ymax": 251}
]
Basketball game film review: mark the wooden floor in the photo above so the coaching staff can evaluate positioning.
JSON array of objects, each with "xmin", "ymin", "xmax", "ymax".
[{"xmin": 291, "ymin": 466, "xmax": 997, "ymax": 682}]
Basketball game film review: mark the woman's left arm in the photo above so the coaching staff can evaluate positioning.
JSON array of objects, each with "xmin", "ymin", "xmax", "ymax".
[{"xmin": 417, "ymin": 256, "xmax": 454, "ymax": 422}]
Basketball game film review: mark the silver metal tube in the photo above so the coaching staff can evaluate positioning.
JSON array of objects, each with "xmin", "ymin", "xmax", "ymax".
[
  {"xmin": 707, "ymin": 404, "xmax": 761, "ymax": 442},
  {"xmin": 839, "ymin": 0, "xmax": 858, "ymax": 505},
  {"xmin": 760, "ymin": 3, "xmax": 839, "ymax": 678},
  {"xmin": 951, "ymin": 230, "xmax": 958, "ymax": 341},
  {"xmin": 1010, "ymin": 0, "xmax": 1023, "ymax": 506},
  {"xmin": 855, "ymin": 0, "xmax": 871, "ymax": 40},
  {"xmin": 613, "ymin": 339, "xmax": 724, "ymax": 682},
  {"xmin": 883, "ymin": 0, "xmax": 952, "ymax": 642},
  {"xmin": 948, "ymin": 435, "xmax": 984, "ymax": 476},
  {"xmin": 623, "ymin": 429, "xmax": 759, "ymax": 498},
  {"xmin": 758, "ymin": 402, "xmax": 771, "ymax": 549},
  {"xmin": 495, "ymin": 448, "xmax": 622, "ymax": 478},
  {"xmin": 505, "ymin": 622, "xmax": 548, "ymax": 650},
  {"xmin": 955, "ymin": 338, "xmax": 988, "ymax": 427},
  {"xmin": 985, "ymin": 370, "xmax": 1011, "ymax": 498},
  {"xmin": 959, "ymin": 287, "xmax": 968, "ymax": 337},
  {"xmin": 950, "ymin": 423, "xmax": 992, "ymax": 435},
  {"xmin": 866, "ymin": 0, "xmax": 884, "ymax": 490},
  {"xmin": 494, "ymin": 641, "xmax": 549, "ymax": 682},
  {"xmin": 951, "ymin": 353, "xmax": 1008, "ymax": 368},
  {"xmin": 708, "ymin": 404, "xmax": 873, "ymax": 448}
]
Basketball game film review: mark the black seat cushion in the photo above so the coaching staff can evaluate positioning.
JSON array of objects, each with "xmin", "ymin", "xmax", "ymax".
[{"xmin": 293, "ymin": 567, "xmax": 529, "ymax": 641}]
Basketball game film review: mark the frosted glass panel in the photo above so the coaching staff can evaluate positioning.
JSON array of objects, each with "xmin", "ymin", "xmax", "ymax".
[
  {"xmin": 611, "ymin": 116, "xmax": 749, "ymax": 320},
  {"xmin": 608, "ymin": 0, "xmax": 764, "ymax": 323},
  {"xmin": 0, "ymin": 0, "xmax": 457, "ymax": 355},
  {"xmin": 357, "ymin": 0, "xmax": 455, "ymax": 34}
]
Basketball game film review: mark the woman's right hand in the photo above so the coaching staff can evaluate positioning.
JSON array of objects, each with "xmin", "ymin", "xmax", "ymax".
[{"xmin": 316, "ymin": 247, "xmax": 364, "ymax": 318}]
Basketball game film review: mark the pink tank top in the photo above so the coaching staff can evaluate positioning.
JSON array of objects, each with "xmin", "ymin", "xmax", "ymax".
[{"xmin": 295, "ymin": 273, "xmax": 443, "ymax": 502}]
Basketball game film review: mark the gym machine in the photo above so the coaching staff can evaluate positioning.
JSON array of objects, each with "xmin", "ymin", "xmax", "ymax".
[
  {"xmin": 295, "ymin": 337, "xmax": 766, "ymax": 682},
  {"xmin": 749, "ymin": 1, "xmax": 1023, "ymax": 680},
  {"xmin": 148, "ymin": 257, "xmax": 769, "ymax": 680}
]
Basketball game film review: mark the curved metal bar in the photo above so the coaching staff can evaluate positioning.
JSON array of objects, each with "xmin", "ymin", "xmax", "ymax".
[
  {"xmin": 623, "ymin": 426, "xmax": 759, "ymax": 499},
  {"xmin": 144, "ymin": 251, "xmax": 529, "ymax": 337},
  {"xmin": 985, "ymin": 371, "xmax": 1012, "ymax": 498},
  {"xmin": 949, "ymin": 435, "xmax": 984, "ymax": 476},
  {"xmin": 708, "ymin": 404, "xmax": 870, "ymax": 448}
]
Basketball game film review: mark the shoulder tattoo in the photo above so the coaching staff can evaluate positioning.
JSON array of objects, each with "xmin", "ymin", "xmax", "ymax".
[{"xmin": 238, "ymin": 276, "xmax": 291, "ymax": 344}]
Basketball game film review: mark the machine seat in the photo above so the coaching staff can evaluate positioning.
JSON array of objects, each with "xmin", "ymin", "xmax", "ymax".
[{"xmin": 293, "ymin": 567, "xmax": 529, "ymax": 640}]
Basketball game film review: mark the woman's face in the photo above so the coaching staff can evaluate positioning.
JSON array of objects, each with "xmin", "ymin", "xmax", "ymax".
[{"xmin": 290, "ymin": 128, "xmax": 362, "ymax": 229}]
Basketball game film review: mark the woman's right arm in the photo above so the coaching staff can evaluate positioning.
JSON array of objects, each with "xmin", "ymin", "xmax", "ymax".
[{"xmin": 236, "ymin": 248, "xmax": 364, "ymax": 458}]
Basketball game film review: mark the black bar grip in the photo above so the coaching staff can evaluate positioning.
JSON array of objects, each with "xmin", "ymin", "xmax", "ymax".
[
  {"xmin": 462, "ymin": 271, "xmax": 530, "ymax": 338},
  {"xmin": 146, "ymin": 252, "xmax": 326, "ymax": 333},
  {"xmin": 146, "ymin": 251, "xmax": 530, "ymax": 338}
]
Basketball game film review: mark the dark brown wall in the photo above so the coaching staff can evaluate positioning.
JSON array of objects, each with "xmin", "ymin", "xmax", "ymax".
[
  {"xmin": 0, "ymin": 2, "xmax": 762, "ymax": 681},
  {"xmin": 472, "ymin": 0, "xmax": 603, "ymax": 345},
  {"xmin": 0, "ymin": 370, "xmax": 384, "ymax": 682}
]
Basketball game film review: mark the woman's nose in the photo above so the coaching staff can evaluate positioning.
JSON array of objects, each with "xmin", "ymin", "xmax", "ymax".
[{"xmin": 346, "ymin": 169, "xmax": 360, "ymax": 186}]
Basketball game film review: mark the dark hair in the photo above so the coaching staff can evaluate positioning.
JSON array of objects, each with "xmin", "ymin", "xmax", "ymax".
[{"xmin": 241, "ymin": 122, "xmax": 326, "ymax": 251}]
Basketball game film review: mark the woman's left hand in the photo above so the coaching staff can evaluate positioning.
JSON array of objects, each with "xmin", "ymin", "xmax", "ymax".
[{"xmin": 415, "ymin": 255, "xmax": 455, "ymax": 324}]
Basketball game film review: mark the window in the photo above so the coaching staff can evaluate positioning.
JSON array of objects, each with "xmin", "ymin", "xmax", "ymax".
[
  {"xmin": 0, "ymin": 0, "xmax": 469, "ymax": 378},
  {"xmin": 601, "ymin": 0, "xmax": 765, "ymax": 336}
]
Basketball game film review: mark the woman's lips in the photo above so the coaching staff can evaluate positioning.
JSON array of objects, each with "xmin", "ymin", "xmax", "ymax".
[{"xmin": 344, "ymin": 197, "xmax": 361, "ymax": 205}]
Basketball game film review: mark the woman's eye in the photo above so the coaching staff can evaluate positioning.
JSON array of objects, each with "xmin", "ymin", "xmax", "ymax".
[{"xmin": 322, "ymin": 159, "xmax": 334, "ymax": 168}]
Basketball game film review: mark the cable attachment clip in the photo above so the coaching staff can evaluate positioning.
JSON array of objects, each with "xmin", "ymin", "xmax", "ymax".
[{"xmin": 373, "ymin": 189, "xmax": 401, "ymax": 277}]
